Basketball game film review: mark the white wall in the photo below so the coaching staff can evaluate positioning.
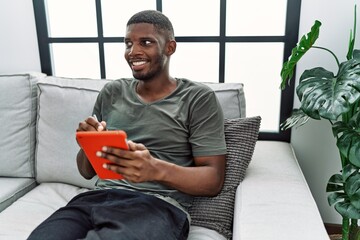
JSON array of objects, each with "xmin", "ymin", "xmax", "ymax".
[
  {"xmin": 0, "ymin": 0, "xmax": 41, "ymax": 73},
  {"xmin": 292, "ymin": 0, "xmax": 360, "ymax": 224},
  {"xmin": 1, "ymin": 0, "xmax": 358, "ymax": 226}
]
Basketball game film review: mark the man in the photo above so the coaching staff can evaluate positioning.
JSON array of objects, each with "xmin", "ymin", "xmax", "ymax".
[{"xmin": 28, "ymin": 10, "xmax": 226, "ymax": 240}]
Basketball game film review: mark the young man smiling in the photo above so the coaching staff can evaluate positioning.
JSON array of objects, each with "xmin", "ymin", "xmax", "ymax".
[{"xmin": 28, "ymin": 10, "xmax": 226, "ymax": 240}]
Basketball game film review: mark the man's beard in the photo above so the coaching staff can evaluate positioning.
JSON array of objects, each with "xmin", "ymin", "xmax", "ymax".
[{"xmin": 132, "ymin": 55, "xmax": 165, "ymax": 81}]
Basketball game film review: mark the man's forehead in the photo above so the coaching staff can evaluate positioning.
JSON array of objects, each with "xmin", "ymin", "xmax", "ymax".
[{"xmin": 125, "ymin": 23, "xmax": 163, "ymax": 38}]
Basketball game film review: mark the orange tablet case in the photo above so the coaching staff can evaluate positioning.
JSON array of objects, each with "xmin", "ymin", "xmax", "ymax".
[{"xmin": 76, "ymin": 130, "xmax": 129, "ymax": 179}]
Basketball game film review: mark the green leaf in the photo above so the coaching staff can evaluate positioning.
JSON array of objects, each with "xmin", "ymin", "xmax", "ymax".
[
  {"xmin": 335, "ymin": 201, "xmax": 360, "ymax": 219},
  {"xmin": 329, "ymin": 173, "xmax": 344, "ymax": 184},
  {"xmin": 343, "ymin": 164, "xmax": 358, "ymax": 181},
  {"xmin": 280, "ymin": 20, "xmax": 322, "ymax": 90},
  {"xmin": 296, "ymin": 54, "xmax": 360, "ymax": 120},
  {"xmin": 346, "ymin": 173, "xmax": 360, "ymax": 208},
  {"xmin": 328, "ymin": 192, "xmax": 347, "ymax": 206},
  {"xmin": 280, "ymin": 109, "xmax": 310, "ymax": 130},
  {"xmin": 327, "ymin": 173, "xmax": 345, "ymax": 192},
  {"xmin": 334, "ymin": 112, "xmax": 360, "ymax": 167},
  {"xmin": 346, "ymin": 5, "xmax": 357, "ymax": 60}
]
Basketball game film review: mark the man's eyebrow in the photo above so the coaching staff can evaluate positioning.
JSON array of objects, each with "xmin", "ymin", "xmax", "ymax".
[
  {"xmin": 139, "ymin": 37, "xmax": 156, "ymax": 41},
  {"xmin": 124, "ymin": 36, "xmax": 157, "ymax": 42}
]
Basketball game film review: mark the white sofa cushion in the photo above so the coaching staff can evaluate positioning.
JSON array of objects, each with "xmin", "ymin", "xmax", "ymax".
[
  {"xmin": 232, "ymin": 141, "xmax": 330, "ymax": 240},
  {"xmin": 0, "ymin": 182, "xmax": 225, "ymax": 240},
  {"xmin": 0, "ymin": 178, "xmax": 37, "ymax": 212},
  {"xmin": 0, "ymin": 73, "xmax": 44, "ymax": 177},
  {"xmin": 204, "ymin": 82, "xmax": 246, "ymax": 119},
  {"xmin": 0, "ymin": 183, "xmax": 89, "ymax": 240},
  {"xmin": 36, "ymin": 77, "xmax": 111, "ymax": 188}
]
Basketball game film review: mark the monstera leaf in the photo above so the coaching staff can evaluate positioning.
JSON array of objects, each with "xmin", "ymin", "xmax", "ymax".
[
  {"xmin": 281, "ymin": 20, "xmax": 321, "ymax": 89},
  {"xmin": 327, "ymin": 165, "xmax": 360, "ymax": 219},
  {"xmin": 296, "ymin": 50, "xmax": 360, "ymax": 121},
  {"xmin": 280, "ymin": 109, "xmax": 310, "ymax": 130},
  {"xmin": 333, "ymin": 111, "xmax": 360, "ymax": 167}
]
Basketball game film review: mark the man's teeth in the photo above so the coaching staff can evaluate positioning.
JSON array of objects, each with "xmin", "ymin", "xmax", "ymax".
[{"xmin": 132, "ymin": 61, "xmax": 146, "ymax": 66}]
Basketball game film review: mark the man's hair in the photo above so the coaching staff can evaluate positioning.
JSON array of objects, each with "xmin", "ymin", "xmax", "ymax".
[{"xmin": 127, "ymin": 10, "xmax": 175, "ymax": 40}]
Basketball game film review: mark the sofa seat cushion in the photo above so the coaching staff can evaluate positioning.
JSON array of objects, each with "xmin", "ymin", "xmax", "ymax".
[
  {"xmin": 232, "ymin": 141, "xmax": 329, "ymax": 240},
  {"xmin": 0, "ymin": 178, "xmax": 37, "ymax": 212},
  {"xmin": 0, "ymin": 182, "xmax": 225, "ymax": 240},
  {"xmin": 188, "ymin": 226, "xmax": 226, "ymax": 240},
  {"xmin": 0, "ymin": 73, "xmax": 45, "ymax": 177},
  {"xmin": 0, "ymin": 183, "xmax": 89, "ymax": 239}
]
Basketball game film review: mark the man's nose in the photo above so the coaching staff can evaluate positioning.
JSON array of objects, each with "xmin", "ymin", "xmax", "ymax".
[{"xmin": 128, "ymin": 44, "xmax": 141, "ymax": 56}]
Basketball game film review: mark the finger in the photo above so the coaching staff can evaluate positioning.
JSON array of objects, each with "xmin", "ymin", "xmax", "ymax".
[
  {"xmin": 97, "ymin": 148, "xmax": 130, "ymax": 165},
  {"xmin": 77, "ymin": 120, "xmax": 97, "ymax": 132},
  {"xmin": 128, "ymin": 141, "xmax": 146, "ymax": 151},
  {"xmin": 100, "ymin": 121, "xmax": 107, "ymax": 130},
  {"xmin": 89, "ymin": 116, "xmax": 104, "ymax": 131},
  {"xmin": 127, "ymin": 141, "xmax": 137, "ymax": 151},
  {"xmin": 84, "ymin": 116, "xmax": 104, "ymax": 131}
]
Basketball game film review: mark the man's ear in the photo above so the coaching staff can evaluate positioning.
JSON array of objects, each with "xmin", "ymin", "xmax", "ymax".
[{"xmin": 166, "ymin": 40, "xmax": 176, "ymax": 56}]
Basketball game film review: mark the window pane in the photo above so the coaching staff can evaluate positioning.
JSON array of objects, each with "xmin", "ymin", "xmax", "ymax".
[
  {"xmin": 170, "ymin": 43, "xmax": 218, "ymax": 82},
  {"xmin": 225, "ymin": 43, "xmax": 284, "ymax": 132},
  {"xmin": 163, "ymin": 0, "xmax": 220, "ymax": 36},
  {"xmin": 104, "ymin": 43, "xmax": 133, "ymax": 79},
  {"xmin": 45, "ymin": 0, "xmax": 97, "ymax": 37},
  {"xmin": 51, "ymin": 43, "xmax": 100, "ymax": 78},
  {"xmin": 226, "ymin": 0, "xmax": 287, "ymax": 36},
  {"xmin": 101, "ymin": 0, "xmax": 156, "ymax": 37}
]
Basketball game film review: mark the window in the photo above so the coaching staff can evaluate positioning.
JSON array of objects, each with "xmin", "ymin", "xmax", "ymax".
[{"xmin": 33, "ymin": 0, "xmax": 301, "ymax": 142}]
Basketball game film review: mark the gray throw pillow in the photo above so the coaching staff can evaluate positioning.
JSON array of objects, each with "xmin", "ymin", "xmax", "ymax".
[{"xmin": 188, "ymin": 116, "xmax": 261, "ymax": 239}]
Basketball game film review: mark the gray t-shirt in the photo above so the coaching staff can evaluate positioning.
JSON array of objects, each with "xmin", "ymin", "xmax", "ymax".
[{"xmin": 93, "ymin": 78, "xmax": 227, "ymax": 210}]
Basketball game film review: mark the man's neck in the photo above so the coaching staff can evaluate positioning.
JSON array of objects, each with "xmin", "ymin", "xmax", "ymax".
[{"xmin": 136, "ymin": 76, "xmax": 177, "ymax": 103}]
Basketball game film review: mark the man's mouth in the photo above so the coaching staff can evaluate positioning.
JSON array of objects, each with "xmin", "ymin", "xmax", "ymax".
[
  {"xmin": 130, "ymin": 60, "xmax": 147, "ymax": 71},
  {"xmin": 132, "ymin": 61, "xmax": 146, "ymax": 66}
]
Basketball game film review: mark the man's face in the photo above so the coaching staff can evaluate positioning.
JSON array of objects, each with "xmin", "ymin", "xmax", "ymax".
[{"xmin": 124, "ymin": 23, "xmax": 168, "ymax": 81}]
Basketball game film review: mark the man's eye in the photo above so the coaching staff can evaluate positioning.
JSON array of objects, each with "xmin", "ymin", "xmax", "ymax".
[
  {"xmin": 142, "ymin": 40, "xmax": 152, "ymax": 46},
  {"xmin": 125, "ymin": 42, "xmax": 132, "ymax": 48}
]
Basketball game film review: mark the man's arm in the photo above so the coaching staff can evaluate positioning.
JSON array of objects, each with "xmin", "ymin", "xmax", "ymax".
[
  {"xmin": 76, "ymin": 115, "xmax": 106, "ymax": 179},
  {"xmin": 76, "ymin": 149, "xmax": 96, "ymax": 179},
  {"xmin": 159, "ymin": 154, "xmax": 226, "ymax": 196},
  {"xmin": 100, "ymin": 141, "xmax": 226, "ymax": 196}
]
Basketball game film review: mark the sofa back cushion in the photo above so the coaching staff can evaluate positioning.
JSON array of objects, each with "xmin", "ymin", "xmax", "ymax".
[
  {"xmin": 204, "ymin": 82, "xmax": 245, "ymax": 119},
  {"xmin": 36, "ymin": 77, "xmax": 110, "ymax": 188},
  {"xmin": 35, "ymin": 76, "xmax": 245, "ymax": 188},
  {"xmin": 0, "ymin": 73, "xmax": 45, "ymax": 177}
]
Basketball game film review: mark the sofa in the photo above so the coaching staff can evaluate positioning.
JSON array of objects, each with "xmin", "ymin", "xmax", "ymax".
[{"xmin": 0, "ymin": 73, "xmax": 330, "ymax": 240}]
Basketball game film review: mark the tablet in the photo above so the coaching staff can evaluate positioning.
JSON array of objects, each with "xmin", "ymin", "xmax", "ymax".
[{"xmin": 76, "ymin": 130, "xmax": 129, "ymax": 179}]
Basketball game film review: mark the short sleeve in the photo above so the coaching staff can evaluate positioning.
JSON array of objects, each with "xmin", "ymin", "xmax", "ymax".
[{"xmin": 189, "ymin": 90, "xmax": 227, "ymax": 157}]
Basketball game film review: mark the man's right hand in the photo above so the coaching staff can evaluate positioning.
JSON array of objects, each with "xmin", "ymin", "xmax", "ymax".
[
  {"xmin": 76, "ymin": 115, "xmax": 107, "ymax": 179},
  {"xmin": 77, "ymin": 115, "xmax": 106, "ymax": 132}
]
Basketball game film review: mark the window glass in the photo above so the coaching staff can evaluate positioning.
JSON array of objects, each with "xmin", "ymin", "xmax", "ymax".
[
  {"xmin": 226, "ymin": 0, "xmax": 287, "ymax": 36},
  {"xmin": 162, "ymin": 0, "xmax": 220, "ymax": 36},
  {"xmin": 101, "ymin": 0, "xmax": 156, "ymax": 37},
  {"xmin": 170, "ymin": 43, "xmax": 219, "ymax": 82},
  {"xmin": 33, "ymin": 0, "xmax": 300, "ymax": 140},
  {"xmin": 45, "ymin": 0, "xmax": 97, "ymax": 37},
  {"xmin": 51, "ymin": 43, "xmax": 100, "ymax": 78},
  {"xmin": 225, "ymin": 42, "xmax": 284, "ymax": 132},
  {"xmin": 104, "ymin": 43, "xmax": 132, "ymax": 79}
]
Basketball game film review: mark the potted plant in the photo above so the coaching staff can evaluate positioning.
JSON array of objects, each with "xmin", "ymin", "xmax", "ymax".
[{"xmin": 280, "ymin": 6, "xmax": 360, "ymax": 240}]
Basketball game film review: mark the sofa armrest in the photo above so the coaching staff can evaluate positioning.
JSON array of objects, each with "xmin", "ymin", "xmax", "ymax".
[{"xmin": 232, "ymin": 141, "xmax": 329, "ymax": 240}]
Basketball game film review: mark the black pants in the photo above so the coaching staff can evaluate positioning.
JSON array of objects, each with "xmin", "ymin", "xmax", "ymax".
[{"xmin": 27, "ymin": 189, "xmax": 189, "ymax": 240}]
